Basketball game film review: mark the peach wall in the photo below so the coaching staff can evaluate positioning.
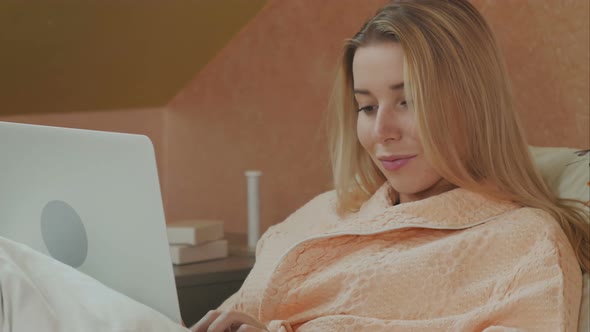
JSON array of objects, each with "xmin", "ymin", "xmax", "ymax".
[
  {"xmin": 166, "ymin": 0, "xmax": 387, "ymax": 233},
  {"xmin": 0, "ymin": 108, "xmax": 171, "ymax": 217},
  {"xmin": 472, "ymin": 0, "xmax": 589, "ymax": 148},
  {"xmin": 167, "ymin": 0, "xmax": 589, "ymax": 234},
  {"xmin": 167, "ymin": 0, "xmax": 383, "ymax": 232}
]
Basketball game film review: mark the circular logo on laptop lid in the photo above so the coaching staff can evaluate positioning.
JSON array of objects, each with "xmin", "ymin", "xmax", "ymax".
[{"xmin": 40, "ymin": 200, "xmax": 88, "ymax": 268}]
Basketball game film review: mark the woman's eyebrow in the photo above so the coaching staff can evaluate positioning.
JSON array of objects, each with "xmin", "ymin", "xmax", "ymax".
[
  {"xmin": 353, "ymin": 89, "xmax": 371, "ymax": 95},
  {"xmin": 390, "ymin": 82, "xmax": 404, "ymax": 91},
  {"xmin": 353, "ymin": 82, "xmax": 404, "ymax": 95}
]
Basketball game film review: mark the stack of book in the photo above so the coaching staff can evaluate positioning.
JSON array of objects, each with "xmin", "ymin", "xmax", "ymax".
[{"xmin": 166, "ymin": 220, "xmax": 228, "ymax": 265}]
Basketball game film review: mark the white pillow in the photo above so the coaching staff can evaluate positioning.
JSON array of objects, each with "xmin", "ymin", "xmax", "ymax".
[
  {"xmin": 530, "ymin": 146, "xmax": 589, "ymax": 332},
  {"xmin": 530, "ymin": 146, "xmax": 589, "ymax": 202},
  {"xmin": 0, "ymin": 236, "xmax": 190, "ymax": 332}
]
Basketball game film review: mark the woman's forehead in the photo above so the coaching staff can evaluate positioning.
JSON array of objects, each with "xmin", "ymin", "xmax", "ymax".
[{"xmin": 352, "ymin": 43, "xmax": 405, "ymax": 90}]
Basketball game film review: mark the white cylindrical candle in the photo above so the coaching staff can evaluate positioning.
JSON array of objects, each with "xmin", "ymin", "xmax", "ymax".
[{"xmin": 245, "ymin": 170, "xmax": 262, "ymax": 249}]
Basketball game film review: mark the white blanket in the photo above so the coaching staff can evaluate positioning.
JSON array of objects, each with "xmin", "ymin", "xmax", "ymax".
[{"xmin": 0, "ymin": 236, "xmax": 189, "ymax": 332}]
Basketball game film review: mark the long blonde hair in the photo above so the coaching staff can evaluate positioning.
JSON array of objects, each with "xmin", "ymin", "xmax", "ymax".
[{"xmin": 328, "ymin": 0, "xmax": 590, "ymax": 273}]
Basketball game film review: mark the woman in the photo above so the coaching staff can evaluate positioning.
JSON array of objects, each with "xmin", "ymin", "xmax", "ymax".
[{"xmin": 192, "ymin": 0, "xmax": 589, "ymax": 331}]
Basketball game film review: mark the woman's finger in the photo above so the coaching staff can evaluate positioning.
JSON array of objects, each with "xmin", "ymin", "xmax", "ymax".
[
  {"xmin": 236, "ymin": 324, "xmax": 266, "ymax": 332},
  {"xmin": 189, "ymin": 309, "xmax": 222, "ymax": 332},
  {"xmin": 207, "ymin": 311, "xmax": 267, "ymax": 332},
  {"xmin": 206, "ymin": 311, "xmax": 240, "ymax": 332}
]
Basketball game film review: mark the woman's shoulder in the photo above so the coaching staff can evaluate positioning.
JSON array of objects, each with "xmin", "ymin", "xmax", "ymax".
[
  {"xmin": 261, "ymin": 190, "xmax": 340, "ymax": 239},
  {"xmin": 486, "ymin": 206, "xmax": 576, "ymax": 250},
  {"xmin": 278, "ymin": 190, "xmax": 339, "ymax": 227},
  {"xmin": 499, "ymin": 206, "xmax": 563, "ymax": 229},
  {"xmin": 254, "ymin": 190, "xmax": 340, "ymax": 258}
]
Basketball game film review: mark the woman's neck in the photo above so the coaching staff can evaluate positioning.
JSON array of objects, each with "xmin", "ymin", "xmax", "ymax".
[{"xmin": 396, "ymin": 179, "xmax": 457, "ymax": 204}]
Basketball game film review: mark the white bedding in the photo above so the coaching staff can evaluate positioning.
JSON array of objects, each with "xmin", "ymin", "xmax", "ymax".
[{"xmin": 0, "ymin": 236, "xmax": 189, "ymax": 332}]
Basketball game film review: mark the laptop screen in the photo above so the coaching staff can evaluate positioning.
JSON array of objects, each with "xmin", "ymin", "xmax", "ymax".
[{"xmin": 0, "ymin": 121, "xmax": 181, "ymax": 323}]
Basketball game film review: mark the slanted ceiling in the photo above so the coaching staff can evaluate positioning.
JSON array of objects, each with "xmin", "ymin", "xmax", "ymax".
[{"xmin": 0, "ymin": 1, "xmax": 267, "ymax": 115}]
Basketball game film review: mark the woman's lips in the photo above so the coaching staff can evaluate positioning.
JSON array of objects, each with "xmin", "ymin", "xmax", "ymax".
[{"xmin": 379, "ymin": 156, "xmax": 416, "ymax": 171}]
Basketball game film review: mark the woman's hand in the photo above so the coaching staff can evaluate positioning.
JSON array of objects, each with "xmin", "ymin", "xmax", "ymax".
[{"xmin": 190, "ymin": 310, "xmax": 269, "ymax": 332}]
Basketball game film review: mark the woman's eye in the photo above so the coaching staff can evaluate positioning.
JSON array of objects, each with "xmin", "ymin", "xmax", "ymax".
[
  {"xmin": 399, "ymin": 100, "xmax": 407, "ymax": 108},
  {"xmin": 358, "ymin": 105, "xmax": 377, "ymax": 113}
]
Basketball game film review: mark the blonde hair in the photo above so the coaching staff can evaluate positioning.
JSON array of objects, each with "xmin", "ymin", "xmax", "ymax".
[{"xmin": 328, "ymin": 0, "xmax": 590, "ymax": 273}]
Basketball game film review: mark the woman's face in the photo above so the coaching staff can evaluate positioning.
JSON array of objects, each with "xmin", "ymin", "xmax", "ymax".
[{"xmin": 353, "ymin": 42, "xmax": 453, "ymax": 203}]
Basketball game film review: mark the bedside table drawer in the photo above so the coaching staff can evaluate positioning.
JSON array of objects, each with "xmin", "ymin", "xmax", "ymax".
[
  {"xmin": 174, "ymin": 255, "xmax": 255, "ymax": 326},
  {"xmin": 178, "ymin": 280, "xmax": 245, "ymax": 326}
]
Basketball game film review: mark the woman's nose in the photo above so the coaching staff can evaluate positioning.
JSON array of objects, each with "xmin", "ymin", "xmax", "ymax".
[{"xmin": 374, "ymin": 107, "xmax": 401, "ymax": 141}]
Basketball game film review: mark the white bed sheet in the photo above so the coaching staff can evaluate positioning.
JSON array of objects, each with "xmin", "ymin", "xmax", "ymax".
[{"xmin": 0, "ymin": 236, "xmax": 190, "ymax": 332}]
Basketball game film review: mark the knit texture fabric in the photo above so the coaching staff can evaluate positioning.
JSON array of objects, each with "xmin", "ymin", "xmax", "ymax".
[{"xmin": 220, "ymin": 184, "xmax": 582, "ymax": 331}]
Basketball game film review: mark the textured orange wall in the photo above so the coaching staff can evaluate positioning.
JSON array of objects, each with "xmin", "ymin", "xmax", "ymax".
[
  {"xmin": 167, "ymin": 0, "xmax": 589, "ymax": 234},
  {"xmin": 472, "ymin": 0, "xmax": 589, "ymax": 148},
  {"xmin": 166, "ymin": 0, "xmax": 387, "ymax": 232}
]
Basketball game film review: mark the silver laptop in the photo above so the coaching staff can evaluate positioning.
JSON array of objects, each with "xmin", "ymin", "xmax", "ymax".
[{"xmin": 0, "ymin": 121, "xmax": 182, "ymax": 323}]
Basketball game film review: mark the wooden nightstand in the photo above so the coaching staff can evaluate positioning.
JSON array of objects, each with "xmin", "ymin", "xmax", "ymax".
[{"xmin": 173, "ymin": 255, "xmax": 255, "ymax": 326}]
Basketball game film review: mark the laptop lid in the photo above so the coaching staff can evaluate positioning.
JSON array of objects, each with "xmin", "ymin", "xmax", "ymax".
[{"xmin": 0, "ymin": 121, "xmax": 181, "ymax": 323}]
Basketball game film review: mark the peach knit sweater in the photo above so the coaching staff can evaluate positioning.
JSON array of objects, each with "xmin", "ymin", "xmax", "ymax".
[{"xmin": 220, "ymin": 185, "xmax": 582, "ymax": 331}]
